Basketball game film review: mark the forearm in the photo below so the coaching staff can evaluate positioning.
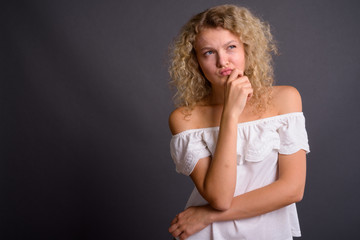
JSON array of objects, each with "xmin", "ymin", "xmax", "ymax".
[
  {"xmin": 202, "ymin": 110, "xmax": 238, "ymax": 209},
  {"xmin": 208, "ymin": 179, "xmax": 302, "ymax": 223},
  {"xmin": 205, "ymin": 150, "xmax": 307, "ymax": 221}
]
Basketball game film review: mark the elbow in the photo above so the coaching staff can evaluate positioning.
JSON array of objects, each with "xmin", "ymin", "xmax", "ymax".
[
  {"xmin": 288, "ymin": 186, "xmax": 305, "ymax": 203},
  {"xmin": 293, "ymin": 190, "xmax": 304, "ymax": 203},
  {"xmin": 279, "ymin": 178, "xmax": 305, "ymax": 204},
  {"xmin": 208, "ymin": 198, "xmax": 232, "ymax": 211},
  {"xmin": 201, "ymin": 183, "xmax": 235, "ymax": 211}
]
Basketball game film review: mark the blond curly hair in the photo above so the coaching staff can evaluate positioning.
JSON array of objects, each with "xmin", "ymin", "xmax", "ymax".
[{"xmin": 169, "ymin": 4, "xmax": 277, "ymax": 112}]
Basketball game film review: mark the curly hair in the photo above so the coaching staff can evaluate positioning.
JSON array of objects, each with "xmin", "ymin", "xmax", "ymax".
[{"xmin": 169, "ymin": 4, "xmax": 277, "ymax": 112}]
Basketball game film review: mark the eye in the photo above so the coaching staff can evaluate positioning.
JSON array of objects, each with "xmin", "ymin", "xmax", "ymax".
[
  {"xmin": 204, "ymin": 50, "xmax": 214, "ymax": 56},
  {"xmin": 228, "ymin": 45, "xmax": 236, "ymax": 50}
]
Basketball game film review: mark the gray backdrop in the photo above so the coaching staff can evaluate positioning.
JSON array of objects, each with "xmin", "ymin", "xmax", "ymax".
[{"xmin": 2, "ymin": 0, "xmax": 360, "ymax": 239}]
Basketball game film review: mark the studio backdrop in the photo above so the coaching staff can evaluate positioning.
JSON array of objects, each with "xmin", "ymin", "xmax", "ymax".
[{"xmin": 1, "ymin": 0, "xmax": 360, "ymax": 239}]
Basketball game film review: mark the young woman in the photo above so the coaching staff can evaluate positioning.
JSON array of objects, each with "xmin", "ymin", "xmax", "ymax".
[{"xmin": 168, "ymin": 5, "xmax": 310, "ymax": 240}]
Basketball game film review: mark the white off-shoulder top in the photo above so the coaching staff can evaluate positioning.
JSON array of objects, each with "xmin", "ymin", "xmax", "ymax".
[{"xmin": 170, "ymin": 112, "xmax": 310, "ymax": 240}]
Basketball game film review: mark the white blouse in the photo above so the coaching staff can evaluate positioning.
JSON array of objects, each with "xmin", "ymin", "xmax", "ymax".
[{"xmin": 170, "ymin": 112, "xmax": 310, "ymax": 240}]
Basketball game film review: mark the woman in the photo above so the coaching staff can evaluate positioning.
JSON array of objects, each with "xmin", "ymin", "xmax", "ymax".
[{"xmin": 168, "ymin": 5, "xmax": 310, "ymax": 240}]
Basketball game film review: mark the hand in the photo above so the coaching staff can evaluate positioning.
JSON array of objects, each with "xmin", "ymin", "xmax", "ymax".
[
  {"xmin": 168, "ymin": 205, "xmax": 213, "ymax": 240},
  {"xmin": 223, "ymin": 69, "xmax": 253, "ymax": 116}
]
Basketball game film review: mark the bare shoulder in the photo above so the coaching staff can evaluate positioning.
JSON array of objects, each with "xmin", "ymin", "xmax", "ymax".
[
  {"xmin": 169, "ymin": 107, "xmax": 198, "ymax": 135},
  {"xmin": 169, "ymin": 105, "xmax": 213, "ymax": 135},
  {"xmin": 272, "ymin": 85, "xmax": 302, "ymax": 114}
]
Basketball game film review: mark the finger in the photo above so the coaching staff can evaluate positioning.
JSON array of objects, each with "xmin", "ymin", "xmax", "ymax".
[
  {"xmin": 225, "ymin": 69, "xmax": 240, "ymax": 84},
  {"xmin": 227, "ymin": 79, "xmax": 251, "ymax": 93},
  {"xmin": 227, "ymin": 69, "xmax": 242, "ymax": 82},
  {"xmin": 242, "ymin": 86, "xmax": 253, "ymax": 95},
  {"xmin": 179, "ymin": 233, "xmax": 187, "ymax": 240},
  {"xmin": 171, "ymin": 216, "xmax": 178, "ymax": 225},
  {"xmin": 169, "ymin": 223, "xmax": 178, "ymax": 233},
  {"xmin": 236, "ymin": 76, "xmax": 251, "ymax": 85},
  {"xmin": 227, "ymin": 77, "xmax": 251, "ymax": 90},
  {"xmin": 247, "ymin": 91, "xmax": 253, "ymax": 101},
  {"xmin": 171, "ymin": 228, "xmax": 183, "ymax": 238},
  {"xmin": 234, "ymin": 86, "xmax": 252, "ymax": 103}
]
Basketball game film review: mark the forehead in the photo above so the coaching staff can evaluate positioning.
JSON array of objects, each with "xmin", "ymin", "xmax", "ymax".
[{"xmin": 195, "ymin": 27, "xmax": 240, "ymax": 49}]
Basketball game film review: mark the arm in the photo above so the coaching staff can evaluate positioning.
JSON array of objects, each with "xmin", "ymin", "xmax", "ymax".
[
  {"xmin": 170, "ymin": 69, "xmax": 252, "ymax": 211},
  {"xmin": 192, "ymin": 70, "xmax": 253, "ymax": 210},
  {"xmin": 211, "ymin": 86, "xmax": 306, "ymax": 220},
  {"xmin": 209, "ymin": 149, "xmax": 306, "ymax": 222},
  {"xmin": 189, "ymin": 114, "xmax": 238, "ymax": 211},
  {"xmin": 169, "ymin": 150, "xmax": 306, "ymax": 239}
]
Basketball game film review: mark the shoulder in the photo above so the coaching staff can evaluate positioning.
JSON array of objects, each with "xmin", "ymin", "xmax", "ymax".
[
  {"xmin": 169, "ymin": 105, "xmax": 213, "ymax": 135},
  {"xmin": 169, "ymin": 107, "xmax": 199, "ymax": 135},
  {"xmin": 272, "ymin": 86, "xmax": 302, "ymax": 114},
  {"xmin": 169, "ymin": 107, "xmax": 188, "ymax": 135}
]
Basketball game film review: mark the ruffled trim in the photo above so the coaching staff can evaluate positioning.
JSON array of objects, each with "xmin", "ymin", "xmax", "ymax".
[
  {"xmin": 170, "ymin": 130, "xmax": 211, "ymax": 176},
  {"xmin": 170, "ymin": 112, "xmax": 310, "ymax": 175}
]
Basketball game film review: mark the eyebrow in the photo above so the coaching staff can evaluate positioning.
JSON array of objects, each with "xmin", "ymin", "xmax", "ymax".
[
  {"xmin": 199, "ymin": 40, "xmax": 239, "ymax": 51},
  {"xmin": 223, "ymin": 40, "xmax": 239, "ymax": 47}
]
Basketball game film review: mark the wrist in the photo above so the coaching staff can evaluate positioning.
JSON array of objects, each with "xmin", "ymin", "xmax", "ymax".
[
  {"xmin": 204, "ymin": 205, "xmax": 219, "ymax": 224},
  {"xmin": 221, "ymin": 108, "xmax": 239, "ymax": 125}
]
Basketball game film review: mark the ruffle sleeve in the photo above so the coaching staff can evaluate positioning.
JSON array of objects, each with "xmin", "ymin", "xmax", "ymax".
[
  {"xmin": 229, "ymin": 112, "xmax": 310, "ymax": 165},
  {"xmin": 170, "ymin": 130, "xmax": 211, "ymax": 176},
  {"xmin": 278, "ymin": 113, "xmax": 310, "ymax": 154}
]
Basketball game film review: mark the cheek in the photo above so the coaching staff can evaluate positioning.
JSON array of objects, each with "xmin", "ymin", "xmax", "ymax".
[
  {"xmin": 198, "ymin": 59, "xmax": 214, "ymax": 74},
  {"xmin": 240, "ymin": 50, "xmax": 246, "ymax": 65},
  {"xmin": 198, "ymin": 64, "xmax": 216, "ymax": 82},
  {"xmin": 199, "ymin": 66, "xmax": 211, "ymax": 79},
  {"xmin": 233, "ymin": 54, "xmax": 246, "ymax": 67}
]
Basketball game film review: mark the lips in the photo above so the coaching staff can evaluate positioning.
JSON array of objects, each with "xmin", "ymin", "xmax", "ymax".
[{"xmin": 220, "ymin": 68, "xmax": 233, "ymax": 76}]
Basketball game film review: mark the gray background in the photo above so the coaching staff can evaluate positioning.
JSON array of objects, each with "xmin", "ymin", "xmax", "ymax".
[{"xmin": 1, "ymin": 0, "xmax": 359, "ymax": 239}]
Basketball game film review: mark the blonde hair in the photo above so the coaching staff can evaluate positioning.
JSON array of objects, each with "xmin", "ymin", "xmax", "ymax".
[{"xmin": 169, "ymin": 4, "xmax": 277, "ymax": 112}]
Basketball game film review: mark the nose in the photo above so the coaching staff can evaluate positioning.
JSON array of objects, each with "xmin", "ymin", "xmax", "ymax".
[{"xmin": 216, "ymin": 51, "xmax": 228, "ymax": 68}]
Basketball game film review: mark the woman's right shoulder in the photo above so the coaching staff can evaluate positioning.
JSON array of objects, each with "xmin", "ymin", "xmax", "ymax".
[
  {"xmin": 169, "ymin": 106, "xmax": 203, "ymax": 135},
  {"xmin": 169, "ymin": 107, "xmax": 192, "ymax": 135}
]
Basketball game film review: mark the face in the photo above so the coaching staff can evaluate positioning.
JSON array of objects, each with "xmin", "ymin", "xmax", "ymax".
[{"xmin": 194, "ymin": 27, "xmax": 245, "ymax": 87}]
